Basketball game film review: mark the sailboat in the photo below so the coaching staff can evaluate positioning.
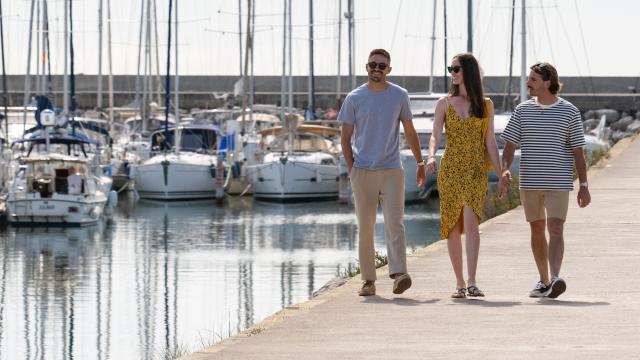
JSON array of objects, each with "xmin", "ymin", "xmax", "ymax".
[
  {"xmin": 5, "ymin": 108, "xmax": 115, "ymax": 225},
  {"xmin": 246, "ymin": 119, "xmax": 341, "ymax": 201},
  {"xmin": 133, "ymin": 0, "xmax": 233, "ymax": 201},
  {"xmin": 133, "ymin": 124, "xmax": 229, "ymax": 200}
]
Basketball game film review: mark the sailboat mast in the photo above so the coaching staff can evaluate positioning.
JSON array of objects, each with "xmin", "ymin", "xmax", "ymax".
[
  {"xmin": 307, "ymin": 0, "xmax": 315, "ymax": 120},
  {"xmin": 240, "ymin": 0, "xmax": 252, "ymax": 136},
  {"xmin": 0, "ymin": 0, "xmax": 8, "ymax": 139},
  {"xmin": 69, "ymin": 0, "xmax": 76, "ymax": 116},
  {"xmin": 23, "ymin": 0, "xmax": 36, "ymax": 132},
  {"xmin": 135, "ymin": 0, "xmax": 144, "ymax": 119},
  {"xmin": 153, "ymin": 0, "xmax": 162, "ymax": 106},
  {"xmin": 520, "ymin": 0, "xmax": 527, "ymax": 103},
  {"xmin": 466, "ymin": 0, "xmax": 472, "ymax": 52},
  {"xmin": 174, "ymin": 0, "xmax": 180, "ymax": 155},
  {"xmin": 428, "ymin": 0, "xmax": 436, "ymax": 93},
  {"xmin": 107, "ymin": 0, "xmax": 114, "ymax": 126},
  {"xmin": 238, "ymin": 0, "xmax": 243, "ymax": 77},
  {"xmin": 280, "ymin": 0, "xmax": 286, "ymax": 123},
  {"xmin": 249, "ymin": 0, "xmax": 255, "ymax": 125},
  {"xmin": 443, "ymin": 0, "xmax": 448, "ymax": 93},
  {"xmin": 35, "ymin": 0, "xmax": 40, "ymax": 95},
  {"xmin": 347, "ymin": 0, "xmax": 356, "ymax": 90},
  {"xmin": 44, "ymin": 0, "xmax": 52, "ymax": 98},
  {"xmin": 287, "ymin": 0, "xmax": 292, "ymax": 110},
  {"xmin": 336, "ymin": 0, "xmax": 342, "ymax": 100},
  {"xmin": 163, "ymin": 0, "xmax": 173, "ymax": 151},
  {"xmin": 63, "ymin": 0, "xmax": 68, "ymax": 113},
  {"xmin": 143, "ymin": 0, "xmax": 152, "ymax": 133},
  {"xmin": 97, "ymin": 0, "xmax": 103, "ymax": 108},
  {"xmin": 281, "ymin": 0, "xmax": 288, "ymax": 155},
  {"xmin": 503, "ymin": 0, "xmax": 516, "ymax": 112}
]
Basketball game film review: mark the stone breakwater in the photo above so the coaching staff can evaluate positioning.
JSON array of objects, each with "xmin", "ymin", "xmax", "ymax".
[{"xmin": 583, "ymin": 108, "xmax": 640, "ymax": 143}]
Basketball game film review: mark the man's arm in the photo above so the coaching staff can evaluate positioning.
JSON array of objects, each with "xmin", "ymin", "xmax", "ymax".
[
  {"xmin": 341, "ymin": 123, "xmax": 355, "ymax": 172},
  {"xmin": 401, "ymin": 119, "xmax": 426, "ymax": 187},
  {"xmin": 573, "ymin": 147, "xmax": 591, "ymax": 208}
]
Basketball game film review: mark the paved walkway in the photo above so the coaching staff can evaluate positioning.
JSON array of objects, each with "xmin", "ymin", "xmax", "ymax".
[{"xmin": 182, "ymin": 135, "xmax": 640, "ymax": 360}]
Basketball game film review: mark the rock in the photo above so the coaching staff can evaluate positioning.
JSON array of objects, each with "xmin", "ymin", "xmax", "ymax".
[
  {"xmin": 582, "ymin": 118, "xmax": 600, "ymax": 132},
  {"xmin": 610, "ymin": 116, "xmax": 635, "ymax": 131},
  {"xmin": 611, "ymin": 130, "xmax": 631, "ymax": 143},
  {"xmin": 627, "ymin": 120, "xmax": 640, "ymax": 133},
  {"xmin": 594, "ymin": 109, "xmax": 620, "ymax": 125},
  {"xmin": 583, "ymin": 110, "xmax": 595, "ymax": 119},
  {"xmin": 312, "ymin": 277, "xmax": 349, "ymax": 298}
]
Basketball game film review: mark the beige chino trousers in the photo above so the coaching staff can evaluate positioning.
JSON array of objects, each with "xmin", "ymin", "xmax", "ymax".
[{"xmin": 350, "ymin": 167, "xmax": 407, "ymax": 281}]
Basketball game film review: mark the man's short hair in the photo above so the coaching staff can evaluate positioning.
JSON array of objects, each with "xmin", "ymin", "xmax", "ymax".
[
  {"xmin": 530, "ymin": 62, "xmax": 561, "ymax": 94},
  {"xmin": 369, "ymin": 48, "xmax": 390, "ymax": 63}
]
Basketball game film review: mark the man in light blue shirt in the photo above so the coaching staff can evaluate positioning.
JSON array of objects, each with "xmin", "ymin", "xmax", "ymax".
[{"xmin": 339, "ymin": 48, "xmax": 426, "ymax": 297}]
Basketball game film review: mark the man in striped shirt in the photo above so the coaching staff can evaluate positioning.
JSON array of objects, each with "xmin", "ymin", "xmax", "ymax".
[{"xmin": 499, "ymin": 62, "xmax": 591, "ymax": 299}]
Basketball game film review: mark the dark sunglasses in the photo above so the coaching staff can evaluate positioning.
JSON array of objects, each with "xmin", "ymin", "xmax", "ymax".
[
  {"xmin": 367, "ymin": 61, "xmax": 388, "ymax": 70},
  {"xmin": 447, "ymin": 65, "xmax": 462, "ymax": 74}
]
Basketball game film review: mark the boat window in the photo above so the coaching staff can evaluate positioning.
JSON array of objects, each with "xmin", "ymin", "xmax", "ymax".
[
  {"xmin": 410, "ymin": 99, "xmax": 438, "ymax": 117},
  {"xmin": 181, "ymin": 129, "xmax": 218, "ymax": 152},
  {"xmin": 400, "ymin": 133, "xmax": 447, "ymax": 149}
]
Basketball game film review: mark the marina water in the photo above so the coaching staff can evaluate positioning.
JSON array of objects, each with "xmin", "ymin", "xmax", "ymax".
[{"xmin": 0, "ymin": 194, "xmax": 441, "ymax": 359}]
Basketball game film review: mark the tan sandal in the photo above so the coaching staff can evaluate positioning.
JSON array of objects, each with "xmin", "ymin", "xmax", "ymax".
[
  {"xmin": 451, "ymin": 287, "xmax": 466, "ymax": 298},
  {"xmin": 467, "ymin": 285, "xmax": 485, "ymax": 297}
]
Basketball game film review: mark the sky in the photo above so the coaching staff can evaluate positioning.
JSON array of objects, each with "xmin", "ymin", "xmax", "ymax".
[{"xmin": 2, "ymin": 0, "xmax": 638, "ymax": 79}]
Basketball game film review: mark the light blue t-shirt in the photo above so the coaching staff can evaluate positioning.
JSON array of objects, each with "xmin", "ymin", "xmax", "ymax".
[{"xmin": 338, "ymin": 82, "xmax": 413, "ymax": 169}]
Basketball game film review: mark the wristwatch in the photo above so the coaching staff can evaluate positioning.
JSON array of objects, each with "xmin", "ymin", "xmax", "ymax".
[
  {"xmin": 417, "ymin": 159, "xmax": 426, "ymax": 166},
  {"xmin": 579, "ymin": 181, "xmax": 588, "ymax": 188}
]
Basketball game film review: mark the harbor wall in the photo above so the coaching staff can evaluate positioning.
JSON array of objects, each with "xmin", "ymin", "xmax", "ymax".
[{"xmin": 2, "ymin": 75, "xmax": 639, "ymax": 113}]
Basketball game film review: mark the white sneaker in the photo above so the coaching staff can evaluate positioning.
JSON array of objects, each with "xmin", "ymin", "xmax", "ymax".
[{"xmin": 528, "ymin": 281, "xmax": 550, "ymax": 298}]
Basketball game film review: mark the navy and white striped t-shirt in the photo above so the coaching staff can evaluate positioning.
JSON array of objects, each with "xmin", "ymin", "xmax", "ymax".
[{"xmin": 501, "ymin": 97, "xmax": 585, "ymax": 190}]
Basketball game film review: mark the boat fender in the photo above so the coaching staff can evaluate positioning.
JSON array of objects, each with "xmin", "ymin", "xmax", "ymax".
[
  {"xmin": 209, "ymin": 164, "xmax": 216, "ymax": 178},
  {"xmin": 232, "ymin": 162, "xmax": 241, "ymax": 178},
  {"xmin": 108, "ymin": 190, "xmax": 118, "ymax": 207},
  {"xmin": 124, "ymin": 162, "xmax": 131, "ymax": 179},
  {"xmin": 89, "ymin": 207, "xmax": 101, "ymax": 220}
]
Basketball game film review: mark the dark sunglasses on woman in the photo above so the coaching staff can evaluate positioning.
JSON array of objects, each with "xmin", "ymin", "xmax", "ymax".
[{"xmin": 447, "ymin": 65, "xmax": 462, "ymax": 74}]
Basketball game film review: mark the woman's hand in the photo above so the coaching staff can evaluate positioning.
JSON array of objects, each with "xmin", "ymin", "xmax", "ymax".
[{"xmin": 426, "ymin": 156, "xmax": 437, "ymax": 175}]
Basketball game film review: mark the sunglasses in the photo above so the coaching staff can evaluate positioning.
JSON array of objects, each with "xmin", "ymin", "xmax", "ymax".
[
  {"xmin": 447, "ymin": 65, "xmax": 462, "ymax": 74},
  {"xmin": 367, "ymin": 61, "xmax": 388, "ymax": 70}
]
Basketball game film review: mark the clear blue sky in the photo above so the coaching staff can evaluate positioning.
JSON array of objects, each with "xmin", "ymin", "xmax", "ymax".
[{"xmin": 2, "ymin": 0, "xmax": 637, "ymax": 78}]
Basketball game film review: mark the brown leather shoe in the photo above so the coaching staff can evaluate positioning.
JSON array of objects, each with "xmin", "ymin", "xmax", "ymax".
[
  {"xmin": 392, "ymin": 273, "xmax": 412, "ymax": 294},
  {"xmin": 358, "ymin": 281, "xmax": 376, "ymax": 296}
]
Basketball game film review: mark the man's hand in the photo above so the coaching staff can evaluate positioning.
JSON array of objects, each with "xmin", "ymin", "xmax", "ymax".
[
  {"xmin": 498, "ymin": 170, "xmax": 512, "ymax": 200},
  {"xmin": 577, "ymin": 186, "xmax": 591, "ymax": 208}
]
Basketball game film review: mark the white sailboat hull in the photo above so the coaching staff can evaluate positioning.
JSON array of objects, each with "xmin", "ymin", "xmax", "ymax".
[
  {"xmin": 134, "ymin": 153, "xmax": 220, "ymax": 200},
  {"xmin": 247, "ymin": 158, "xmax": 339, "ymax": 201},
  {"xmin": 7, "ymin": 194, "xmax": 108, "ymax": 225}
]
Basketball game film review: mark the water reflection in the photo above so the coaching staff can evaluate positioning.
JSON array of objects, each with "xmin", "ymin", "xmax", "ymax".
[{"xmin": 0, "ymin": 194, "xmax": 441, "ymax": 359}]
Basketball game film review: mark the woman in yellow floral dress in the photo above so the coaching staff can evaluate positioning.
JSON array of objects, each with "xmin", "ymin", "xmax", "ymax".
[{"xmin": 426, "ymin": 53, "xmax": 502, "ymax": 298}]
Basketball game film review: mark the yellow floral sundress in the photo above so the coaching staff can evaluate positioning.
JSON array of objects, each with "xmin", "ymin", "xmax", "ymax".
[{"xmin": 437, "ymin": 98, "xmax": 490, "ymax": 238}]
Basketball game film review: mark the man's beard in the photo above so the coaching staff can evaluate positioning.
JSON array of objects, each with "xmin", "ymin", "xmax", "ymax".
[{"xmin": 369, "ymin": 72, "xmax": 383, "ymax": 82}]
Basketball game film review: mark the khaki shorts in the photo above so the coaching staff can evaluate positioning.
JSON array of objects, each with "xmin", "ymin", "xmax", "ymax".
[{"xmin": 520, "ymin": 190, "xmax": 570, "ymax": 222}]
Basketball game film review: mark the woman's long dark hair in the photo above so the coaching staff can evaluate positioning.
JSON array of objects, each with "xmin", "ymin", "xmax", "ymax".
[{"xmin": 449, "ymin": 53, "xmax": 485, "ymax": 118}]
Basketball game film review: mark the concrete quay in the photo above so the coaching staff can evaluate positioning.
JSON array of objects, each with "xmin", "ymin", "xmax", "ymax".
[{"xmin": 181, "ymin": 134, "xmax": 640, "ymax": 360}]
